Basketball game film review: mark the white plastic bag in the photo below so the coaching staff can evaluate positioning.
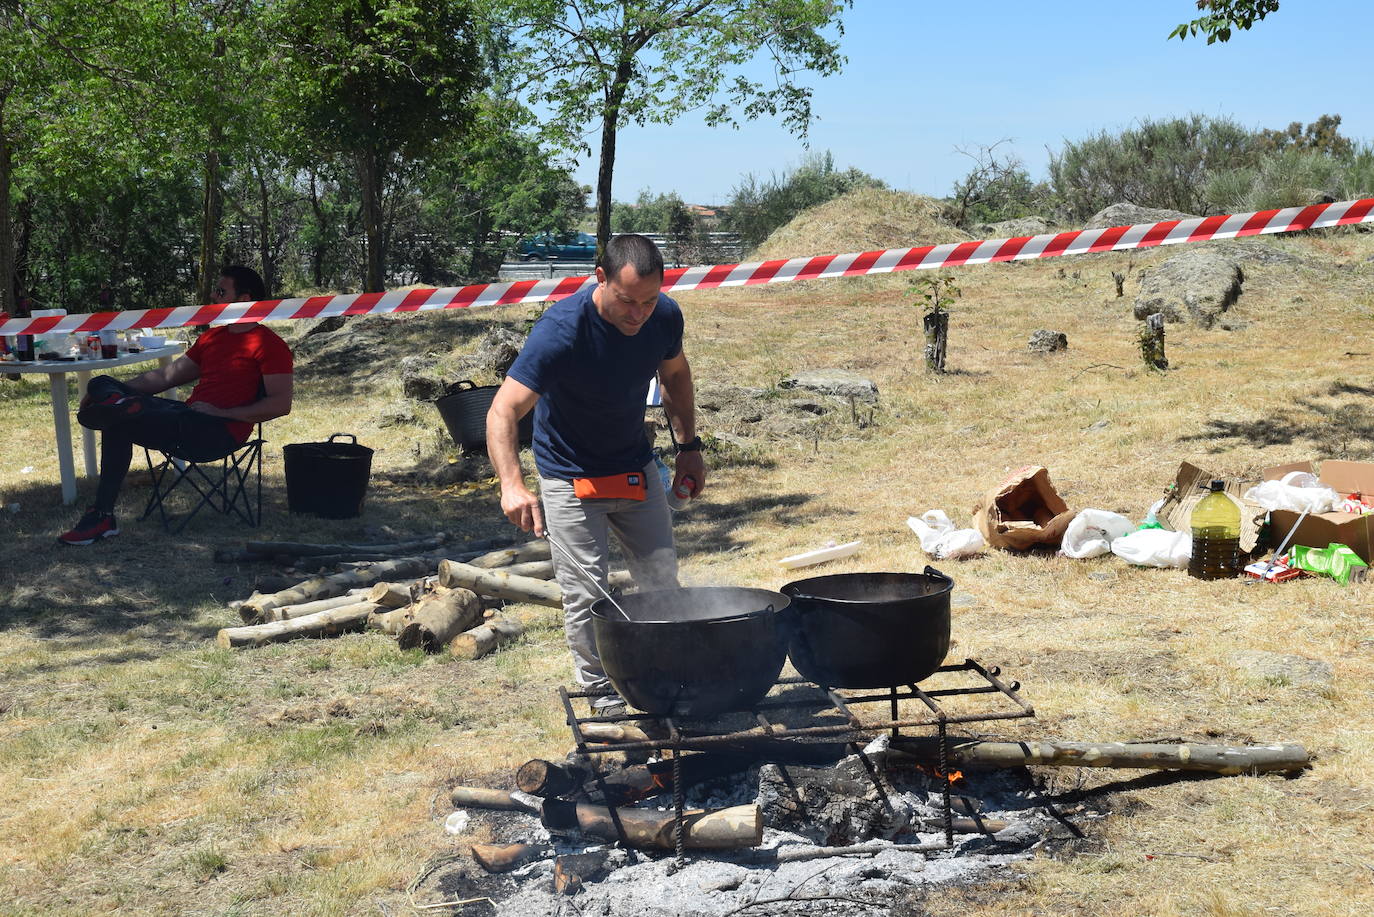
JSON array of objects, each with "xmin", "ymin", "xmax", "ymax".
[
  {"xmin": 1243, "ymin": 471, "xmax": 1339, "ymax": 514},
  {"xmin": 906, "ymin": 511, "xmax": 985, "ymax": 560},
  {"xmin": 1110, "ymin": 529, "xmax": 1191, "ymax": 568},
  {"xmin": 1060, "ymin": 509, "xmax": 1134, "ymax": 559}
]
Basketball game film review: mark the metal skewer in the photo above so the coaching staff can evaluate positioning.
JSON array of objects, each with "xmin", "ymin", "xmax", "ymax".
[{"xmin": 544, "ymin": 533, "xmax": 632, "ymax": 621}]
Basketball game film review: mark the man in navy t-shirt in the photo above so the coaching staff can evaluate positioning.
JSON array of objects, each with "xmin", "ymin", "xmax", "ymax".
[{"xmin": 487, "ymin": 234, "xmax": 705, "ymax": 712}]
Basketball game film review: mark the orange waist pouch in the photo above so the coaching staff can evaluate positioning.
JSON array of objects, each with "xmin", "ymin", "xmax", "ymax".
[{"xmin": 572, "ymin": 472, "xmax": 647, "ymax": 500}]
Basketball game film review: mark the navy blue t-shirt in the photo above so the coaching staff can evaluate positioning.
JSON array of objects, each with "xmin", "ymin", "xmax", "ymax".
[{"xmin": 507, "ymin": 285, "xmax": 683, "ymax": 480}]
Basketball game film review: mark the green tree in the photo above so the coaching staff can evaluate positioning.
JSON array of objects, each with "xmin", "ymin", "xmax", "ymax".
[
  {"xmin": 494, "ymin": 0, "xmax": 852, "ymax": 255},
  {"xmin": 273, "ymin": 0, "xmax": 483, "ymax": 292},
  {"xmin": 1169, "ymin": 0, "xmax": 1279, "ymax": 43}
]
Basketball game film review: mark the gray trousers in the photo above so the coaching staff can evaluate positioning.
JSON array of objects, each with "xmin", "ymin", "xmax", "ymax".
[{"xmin": 540, "ymin": 461, "xmax": 679, "ymax": 707}]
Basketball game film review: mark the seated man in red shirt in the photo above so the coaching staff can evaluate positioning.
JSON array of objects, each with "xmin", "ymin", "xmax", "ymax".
[{"xmin": 58, "ymin": 266, "xmax": 293, "ymax": 545}]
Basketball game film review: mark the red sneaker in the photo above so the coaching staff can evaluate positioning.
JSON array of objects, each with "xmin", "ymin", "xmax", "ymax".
[{"xmin": 57, "ymin": 508, "xmax": 120, "ymax": 545}]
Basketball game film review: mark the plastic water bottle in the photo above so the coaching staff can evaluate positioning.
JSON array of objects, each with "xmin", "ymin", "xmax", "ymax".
[{"xmin": 1188, "ymin": 480, "xmax": 1241, "ymax": 580}]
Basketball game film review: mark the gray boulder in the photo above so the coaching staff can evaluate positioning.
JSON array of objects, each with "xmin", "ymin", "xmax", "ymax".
[
  {"xmin": 399, "ymin": 355, "xmax": 446, "ymax": 402},
  {"xmin": 455, "ymin": 326, "xmax": 526, "ymax": 379},
  {"xmin": 779, "ymin": 369, "xmax": 879, "ymax": 403},
  {"xmin": 1133, "ymin": 248, "xmax": 1244, "ymax": 327},
  {"xmin": 1087, "ymin": 202, "xmax": 1199, "ymax": 230},
  {"xmin": 1028, "ymin": 330, "xmax": 1068, "ymax": 353}
]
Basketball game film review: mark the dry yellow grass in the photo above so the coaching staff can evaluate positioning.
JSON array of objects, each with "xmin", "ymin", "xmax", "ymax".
[
  {"xmin": 751, "ymin": 187, "xmax": 970, "ymax": 260},
  {"xmin": 2, "ymin": 226, "xmax": 1374, "ymax": 914}
]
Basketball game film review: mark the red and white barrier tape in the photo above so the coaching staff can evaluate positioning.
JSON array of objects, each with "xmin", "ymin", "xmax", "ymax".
[{"xmin": 4, "ymin": 198, "xmax": 1372, "ymax": 338}]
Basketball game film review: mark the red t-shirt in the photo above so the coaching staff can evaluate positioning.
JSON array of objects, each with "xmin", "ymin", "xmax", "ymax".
[{"xmin": 186, "ymin": 325, "xmax": 293, "ymax": 442}]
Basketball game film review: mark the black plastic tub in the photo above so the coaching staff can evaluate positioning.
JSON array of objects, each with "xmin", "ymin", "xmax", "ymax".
[
  {"xmin": 283, "ymin": 433, "xmax": 373, "ymax": 519},
  {"xmin": 591, "ymin": 587, "xmax": 790, "ymax": 717},
  {"xmin": 434, "ymin": 380, "xmax": 532, "ymax": 452},
  {"xmin": 781, "ymin": 568, "xmax": 953, "ymax": 689}
]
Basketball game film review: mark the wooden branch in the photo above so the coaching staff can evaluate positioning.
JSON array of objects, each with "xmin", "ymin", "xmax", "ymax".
[
  {"xmin": 466, "ymin": 541, "xmax": 552, "ymax": 569},
  {"xmin": 449, "ymin": 619, "xmax": 525, "ymax": 660},
  {"xmin": 240, "ymin": 555, "xmax": 441, "ymax": 622},
  {"xmin": 517, "ymin": 759, "xmax": 589, "ymax": 798},
  {"xmin": 263, "ymin": 588, "xmax": 371, "ymax": 622},
  {"xmin": 498, "ymin": 560, "xmax": 556, "ymax": 579},
  {"xmin": 470, "ymin": 843, "xmax": 550, "ymax": 874},
  {"xmin": 244, "ymin": 534, "xmax": 454, "ymax": 558},
  {"xmin": 542, "ymin": 799, "xmax": 762, "ymax": 851},
  {"xmin": 450, "ymin": 786, "xmax": 542, "ymax": 815},
  {"xmin": 398, "ymin": 589, "xmax": 483, "ymax": 653},
  {"xmin": 575, "ymin": 722, "xmax": 846, "ymax": 763},
  {"xmin": 438, "ymin": 561, "xmax": 562, "ymax": 606},
  {"xmin": 217, "ymin": 601, "xmax": 383, "ymax": 649},
  {"xmin": 554, "ymin": 851, "xmax": 608, "ymax": 895},
  {"xmin": 887, "ymin": 737, "xmax": 1312, "ymax": 775}
]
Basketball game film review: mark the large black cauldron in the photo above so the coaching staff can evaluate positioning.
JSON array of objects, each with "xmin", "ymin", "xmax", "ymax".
[
  {"xmin": 781, "ymin": 568, "xmax": 953, "ymax": 688},
  {"xmin": 591, "ymin": 587, "xmax": 790, "ymax": 717}
]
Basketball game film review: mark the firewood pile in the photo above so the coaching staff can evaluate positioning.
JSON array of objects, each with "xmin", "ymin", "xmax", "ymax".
[{"xmin": 216, "ymin": 535, "xmax": 629, "ymax": 655}]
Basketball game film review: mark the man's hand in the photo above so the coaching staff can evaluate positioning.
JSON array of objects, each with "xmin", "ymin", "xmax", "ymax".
[
  {"xmin": 674, "ymin": 449, "xmax": 706, "ymax": 498},
  {"xmin": 189, "ymin": 401, "xmax": 224, "ymax": 417},
  {"xmin": 501, "ymin": 484, "xmax": 545, "ymax": 537}
]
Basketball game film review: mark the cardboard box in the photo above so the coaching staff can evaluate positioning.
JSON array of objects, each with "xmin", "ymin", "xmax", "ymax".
[
  {"xmin": 1262, "ymin": 460, "xmax": 1374, "ymax": 563},
  {"xmin": 1157, "ymin": 462, "xmax": 1266, "ymax": 553}
]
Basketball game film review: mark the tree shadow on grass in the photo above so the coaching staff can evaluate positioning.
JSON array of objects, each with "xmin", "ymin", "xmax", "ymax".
[{"xmin": 1178, "ymin": 382, "xmax": 1374, "ymax": 458}]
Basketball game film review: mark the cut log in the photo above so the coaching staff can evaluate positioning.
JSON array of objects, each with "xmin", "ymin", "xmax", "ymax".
[
  {"xmin": 369, "ymin": 607, "xmax": 412, "ymax": 636},
  {"xmin": 886, "ymin": 736, "xmax": 1312, "ymax": 775},
  {"xmin": 470, "ymin": 843, "xmax": 550, "ymax": 874},
  {"xmin": 399, "ymin": 589, "xmax": 483, "ymax": 653},
  {"xmin": 244, "ymin": 534, "xmax": 454, "ymax": 558},
  {"xmin": 498, "ymin": 560, "xmax": 555, "ymax": 579},
  {"xmin": 240, "ymin": 555, "xmax": 442, "ymax": 622},
  {"xmin": 516, "ymin": 759, "xmax": 590, "ymax": 798},
  {"xmin": 449, "ymin": 619, "xmax": 525, "ymax": 660},
  {"xmin": 439, "ymin": 561, "xmax": 562, "ymax": 607},
  {"xmin": 216, "ymin": 601, "xmax": 383, "ymax": 649},
  {"xmin": 467, "ymin": 541, "xmax": 552, "ymax": 569},
  {"xmin": 575, "ymin": 722, "xmax": 847, "ymax": 763},
  {"xmin": 542, "ymin": 799, "xmax": 762, "ymax": 851},
  {"xmin": 553, "ymin": 851, "xmax": 609, "ymax": 895},
  {"xmin": 366, "ymin": 582, "xmax": 415, "ymax": 608},
  {"xmin": 264, "ymin": 588, "xmax": 371, "ymax": 622},
  {"xmin": 450, "ymin": 786, "xmax": 542, "ymax": 815}
]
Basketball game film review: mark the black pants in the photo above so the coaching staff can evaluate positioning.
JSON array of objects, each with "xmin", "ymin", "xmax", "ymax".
[{"xmin": 77, "ymin": 375, "xmax": 240, "ymax": 513}]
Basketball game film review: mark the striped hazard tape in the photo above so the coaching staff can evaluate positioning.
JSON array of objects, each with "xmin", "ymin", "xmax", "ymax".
[{"xmin": 3, "ymin": 197, "xmax": 1372, "ymax": 338}]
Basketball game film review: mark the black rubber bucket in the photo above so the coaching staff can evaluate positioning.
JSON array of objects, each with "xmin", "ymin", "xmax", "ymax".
[
  {"xmin": 283, "ymin": 433, "xmax": 374, "ymax": 518},
  {"xmin": 434, "ymin": 380, "xmax": 532, "ymax": 451},
  {"xmin": 781, "ymin": 568, "xmax": 953, "ymax": 689}
]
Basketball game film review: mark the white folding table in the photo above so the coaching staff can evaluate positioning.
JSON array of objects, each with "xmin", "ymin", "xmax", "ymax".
[{"xmin": 5, "ymin": 344, "xmax": 186, "ymax": 504}]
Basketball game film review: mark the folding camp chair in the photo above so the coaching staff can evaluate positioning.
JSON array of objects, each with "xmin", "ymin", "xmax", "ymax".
[{"xmin": 140, "ymin": 423, "xmax": 265, "ymax": 534}]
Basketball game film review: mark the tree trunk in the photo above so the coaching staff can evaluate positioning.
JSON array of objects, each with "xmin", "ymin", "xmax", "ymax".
[
  {"xmin": 263, "ymin": 588, "xmax": 372, "ymax": 622},
  {"xmin": 887, "ymin": 736, "xmax": 1311, "ymax": 775},
  {"xmin": 0, "ymin": 91, "xmax": 14, "ymax": 315},
  {"xmin": 308, "ymin": 170, "xmax": 326, "ymax": 288},
  {"xmin": 356, "ymin": 148, "xmax": 386, "ymax": 292},
  {"xmin": 255, "ymin": 158, "xmax": 274, "ymax": 295},
  {"xmin": 217, "ymin": 601, "xmax": 383, "ymax": 648},
  {"xmin": 594, "ymin": 57, "xmax": 635, "ymax": 258},
  {"xmin": 923, "ymin": 307, "xmax": 948, "ymax": 373},
  {"xmin": 467, "ymin": 541, "xmax": 551, "ymax": 569},
  {"xmin": 197, "ymin": 38, "xmax": 226, "ymax": 305},
  {"xmin": 1141, "ymin": 313, "xmax": 1168, "ymax": 370}
]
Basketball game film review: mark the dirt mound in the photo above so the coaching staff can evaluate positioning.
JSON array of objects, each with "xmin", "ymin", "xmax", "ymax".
[{"xmin": 751, "ymin": 188, "xmax": 971, "ymax": 261}]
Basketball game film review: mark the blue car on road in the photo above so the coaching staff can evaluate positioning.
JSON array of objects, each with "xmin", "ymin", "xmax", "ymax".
[{"xmin": 516, "ymin": 231, "xmax": 597, "ymax": 261}]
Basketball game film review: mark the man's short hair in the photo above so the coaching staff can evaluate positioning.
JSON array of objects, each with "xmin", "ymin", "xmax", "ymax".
[
  {"xmin": 602, "ymin": 234, "xmax": 664, "ymax": 282},
  {"xmin": 220, "ymin": 265, "xmax": 267, "ymax": 301}
]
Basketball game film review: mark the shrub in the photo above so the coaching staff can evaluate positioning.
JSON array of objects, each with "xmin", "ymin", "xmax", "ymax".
[
  {"xmin": 725, "ymin": 151, "xmax": 885, "ymax": 250},
  {"xmin": 948, "ymin": 142, "xmax": 1052, "ymax": 228},
  {"xmin": 1048, "ymin": 114, "xmax": 1261, "ymax": 221}
]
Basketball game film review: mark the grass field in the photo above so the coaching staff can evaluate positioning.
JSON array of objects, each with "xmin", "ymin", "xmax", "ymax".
[{"xmin": 3, "ymin": 227, "xmax": 1374, "ymax": 916}]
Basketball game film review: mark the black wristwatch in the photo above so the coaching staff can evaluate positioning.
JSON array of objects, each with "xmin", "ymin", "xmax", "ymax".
[{"xmin": 673, "ymin": 436, "xmax": 703, "ymax": 454}]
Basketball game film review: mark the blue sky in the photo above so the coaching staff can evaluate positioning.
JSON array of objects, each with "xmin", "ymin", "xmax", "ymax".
[{"xmin": 573, "ymin": 1, "xmax": 1374, "ymax": 206}]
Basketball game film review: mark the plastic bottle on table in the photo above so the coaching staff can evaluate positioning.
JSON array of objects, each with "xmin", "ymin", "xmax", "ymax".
[{"xmin": 1188, "ymin": 480, "xmax": 1241, "ymax": 580}]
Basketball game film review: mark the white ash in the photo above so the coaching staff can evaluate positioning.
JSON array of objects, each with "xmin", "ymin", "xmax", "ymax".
[{"xmin": 478, "ymin": 760, "xmax": 1076, "ymax": 917}]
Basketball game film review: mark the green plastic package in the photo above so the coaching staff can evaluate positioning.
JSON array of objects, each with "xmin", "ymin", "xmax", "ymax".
[{"xmin": 1289, "ymin": 543, "xmax": 1369, "ymax": 586}]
